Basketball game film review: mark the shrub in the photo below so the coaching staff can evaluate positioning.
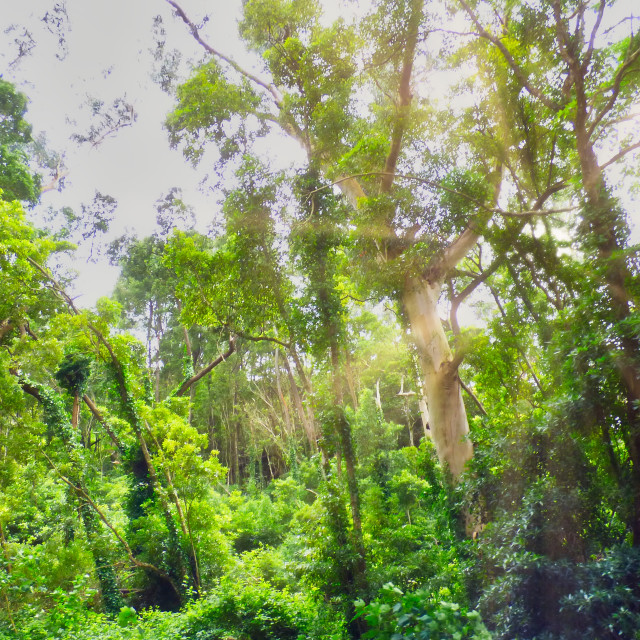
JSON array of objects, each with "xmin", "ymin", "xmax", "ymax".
[
  {"xmin": 9, "ymin": 576, "xmax": 346, "ymax": 640},
  {"xmin": 356, "ymin": 583, "xmax": 491, "ymax": 640}
]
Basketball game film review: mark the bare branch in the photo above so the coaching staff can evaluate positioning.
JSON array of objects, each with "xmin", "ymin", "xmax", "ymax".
[
  {"xmin": 233, "ymin": 330, "xmax": 291, "ymax": 349},
  {"xmin": 597, "ymin": 111, "xmax": 640, "ymax": 129},
  {"xmin": 165, "ymin": 0, "xmax": 283, "ymax": 106},
  {"xmin": 602, "ymin": 15, "xmax": 640, "ymax": 37},
  {"xmin": 498, "ymin": 206, "xmax": 574, "ymax": 218},
  {"xmin": 459, "ymin": 377, "xmax": 488, "ymax": 416},
  {"xmin": 599, "ymin": 139, "xmax": 640, "ymax": 171},
  {"xmin": 428, "ymin": 28, "xmax": 479, "ymax": 37},
  {"xmin": 583, "ymin": 0, "xmax": 606, "ymax": 74},
  {"xmin": 174, "ymin": 338, "xmax": 236, "ymax": 396}
]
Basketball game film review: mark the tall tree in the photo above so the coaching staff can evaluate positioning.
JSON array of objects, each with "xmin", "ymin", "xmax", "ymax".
[
  {"xmin": 164, "ymin": 0, "xmax": 555, "ymax": 478},
  {"xmin": 456, "ymin": 0, "xmax": 640, "ymax": 541}
]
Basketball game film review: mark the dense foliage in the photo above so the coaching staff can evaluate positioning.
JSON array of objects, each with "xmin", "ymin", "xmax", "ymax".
[{"xmin": 1, "ymin": 0, "xmax": 640, "ymax": 639}]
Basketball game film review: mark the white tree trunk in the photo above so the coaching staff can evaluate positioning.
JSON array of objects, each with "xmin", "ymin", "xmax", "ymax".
[{"xmin": 402, "ymin": 276, "xmax": 473, "ymax": 478}]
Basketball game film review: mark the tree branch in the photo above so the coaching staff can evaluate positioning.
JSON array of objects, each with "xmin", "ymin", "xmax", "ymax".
[
  {"xmin": 165, "ymin": 0, "xmax": 283, "ymax": 106},
  {"xmin": 25, "ymin": 256, "xmax": 84, "ymax": 322},
  {"xmin": 599, "ymin": 139, "xmax": 640, "ymax": 171},
  {"xmin": 533, "ymin": 180, "xmax": 568, "ymax": 209},
  {"xmin": 457, "ymin": 0, "xmax": 561, "ymax": 112},
  {"xmin": 459, "ymin": 377, "xmax": 488, "ymax": 416},
  {"xmin": 82, "ymin": 395, "xmax": 125, "ymax": 452},
  {"xmin": 589, "ymin": 43, "xmax": 640, "ymax": 136},
  {"xmin": 440, "ymin": 227, "xmax": 483, "ymax": 276},
  {"xmin": 174, "ymin": 338, "xmax": 236, "ymax": 397},
  {"xmin": 40, "ymin": 163, "xmax": 68, "ymax": 195},
  {"xmin": 310, "ymin": 171, "xmax": 567, "ymax": 219},
  {"xmin": 499, "ymin": 206, "xmax": 574, "ymax": 218},
  {"xmin": 12, "ymin": 373, "xmax": 43, "ymax": 404},
  {"xmin": 233, "ymin": 330, "xmax": 291, "ymax": 349},
  {"xmin": 596, "ymin": 111, "xmax": 640, "ymax": 130},
  {"xmin": 24, "ymin": 257, "xmax": 127, "ymax": 380},
  {"xmin": 41, "ymin": 450, "xmax": 181, "ymax": 598},
  {"xmin": 380, "ymin": 0, "xmax": 422, "ymax": 193},
  {"xmin": 582, "ymin": 0, "xmax": 606, "ymax": 74},
  {"xmin": 452, "ymin": 258, "xmax": 501, "ymax": 308}
]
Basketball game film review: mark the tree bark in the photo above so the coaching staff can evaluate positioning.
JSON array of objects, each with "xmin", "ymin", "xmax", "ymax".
[
  {"xmin": 174, "ymin": 338, "xmax": 235, "ymax": 397},
  {"xmin": 16, "ymin": 379, "xmax": 124, "ymax": 614},
  {"xmin": 71, "ymin": 392, "xmax": 80, "ymax": 431},
  {"xmin": 282, "ymin": 351, "xmax": 317, "ymax": 452},
  {"xmin": 402, "ymin": 276, "xmax": 473, "ymax": 478},
  {"xmin": 569, "ymin": 49, "xmax": 640, "ymax": 545}
]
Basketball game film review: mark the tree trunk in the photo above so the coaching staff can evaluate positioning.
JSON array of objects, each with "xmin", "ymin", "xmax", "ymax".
[
  {"xmin": 71, "ymin": 392, "xmax": 80, "ymax": 430},
  {"xmin": 282, "ymin": 351, "xmax": 317, "ymax": 452},
  {"xmin": 77, "ymin": 495, "xmax": 124, "ymax": 615},
  {"xmin": 328, "ymin": 341, "xmax": 366, "ymax": 593},
  {"xmin": 17, "ymin": 379, "xmax": 125, "ymax": 614},
  {"xmin": 232, "ymin": 418, "xmax": 240, "ymax": 485},
  {"xmin": 402, "ymin": 276, "xmax": 473, "ymax": 478},
  {"xmin": 573, "ymin": 103, "xmax": 640, "ymax": 545}
]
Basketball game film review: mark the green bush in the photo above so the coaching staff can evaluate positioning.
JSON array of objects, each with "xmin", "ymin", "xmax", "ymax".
[
  {"xmin": 2, "ymin": 576, "xmax": 346, "ymax": 640},
  {"xmin": 356, "ymin": 583, "xmax": 491, "ymax": 640},
  {"xmin": 478, "ymin": 545, "xmax": 640, "ymax": 640}
]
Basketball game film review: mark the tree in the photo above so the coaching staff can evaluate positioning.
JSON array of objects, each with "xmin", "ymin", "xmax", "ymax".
[
  {"xmin": 163, "ymin": 0, "xmax": 539, "ymax": 478},
  {"xmin": 0, "ymin": 79, "xmax": 41, "ymax": 205},
  {"xmin": 456, "ymin": 0, "xmax": 640, "ymax": 543}
]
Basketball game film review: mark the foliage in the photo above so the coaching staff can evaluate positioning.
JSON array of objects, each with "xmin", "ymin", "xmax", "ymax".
[
  {"xmin": 54, "ymin": 353, "xmax": 93, "ymax": 396},
  {"xmin": 477, "ymin": 543, "xmax": 640, "ymax": 640},
  {"xmin": 0, "ymin": 79, "xmax": 41, "ymax": 204},
  {"xmin": 1, "ymin": 577, "xmax": 345, "ymax": 640},
  {"xmin": 355, "ymin": 584, "xmax": 491, "ymax": 640}
]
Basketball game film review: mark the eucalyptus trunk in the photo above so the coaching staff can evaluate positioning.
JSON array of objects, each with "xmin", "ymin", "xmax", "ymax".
[{"xmin": 402, "ymin": 276, "xmax": 473, "ymax": 478}]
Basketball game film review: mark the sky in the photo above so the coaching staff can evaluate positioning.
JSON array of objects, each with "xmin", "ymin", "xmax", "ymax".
[{"xmin": 1, "ymin": 0, "xmax": 257, "ymax": 306}]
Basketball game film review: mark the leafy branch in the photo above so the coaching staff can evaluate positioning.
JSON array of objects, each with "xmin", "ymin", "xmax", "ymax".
[{"xmin": 165, "ymin": 0, "xmax": 283, "ymax": 106}]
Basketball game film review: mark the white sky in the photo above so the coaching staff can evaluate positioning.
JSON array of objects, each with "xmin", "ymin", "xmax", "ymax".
[{"xmin": 2, "ymin": 0, "xmax": 255, "ymax": 306}]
